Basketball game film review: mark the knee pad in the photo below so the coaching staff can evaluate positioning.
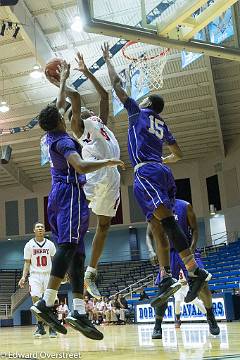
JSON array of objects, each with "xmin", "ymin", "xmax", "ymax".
[
  {"xmin": 161, "ymin": 216, "xmax": 189, "ymax": 253},
  {"xmin": 68, "ymin": 253, "xmax": 85, "ymax": 294},
  {"xmin": 51, "ymin": 243, "xmax": 77, "ymax": 279}
]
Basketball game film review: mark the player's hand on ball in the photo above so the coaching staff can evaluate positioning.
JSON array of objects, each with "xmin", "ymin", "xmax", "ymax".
[
  {"xmin": 74, "ymin": 52, "xmax": 89, "ymax": 74},
  {"xmin": 45, "ymin": 71, "xmax": 60, "ymax": 87},
  {"xmin": 18, "ymin": 277, "xmax": 26, "ymax": 288},
  {"xmin": 57, "ymin": 61, "xmax": 70, "ymax": 82},
  {"xmin": 108, "ymin": 159, "xmax": 125, "ymax": 169},
  {"xmin": 101, "ymin": 42, "xmax": 111, "ymax": 60}
]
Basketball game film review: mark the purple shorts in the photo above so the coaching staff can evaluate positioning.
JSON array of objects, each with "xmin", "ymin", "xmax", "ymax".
[
  {"xmin": 155, "ymin": 248, "xmax": 204, "ymax": 285},
  {"xmin": 134, "ymin": 163, "xmax": 176, "ymax": 220},
  {"xmin": 48, "ymin": 182, "xmax": 89, "ymax": 255}
]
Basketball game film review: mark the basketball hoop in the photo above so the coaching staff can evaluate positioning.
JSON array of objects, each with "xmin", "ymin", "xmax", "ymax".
[{"xmin": 122, "ymin": 41, "xmax": 169, "ymax": 90}]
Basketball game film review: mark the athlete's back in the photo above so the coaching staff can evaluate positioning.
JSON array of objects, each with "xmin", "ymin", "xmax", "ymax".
[{"xmin": 124, "ymin": 97, "xmax": 176, "ymax": 167}]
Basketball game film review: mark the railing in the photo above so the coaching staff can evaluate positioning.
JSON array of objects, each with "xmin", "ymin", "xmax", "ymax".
[
  {"xmin": 0, "ymin": 304, "xmax": 11, "ymax": 318},
  {"xmin": 110, "ymin": 273, "xmax": 156, "ymax": 299},
  {"xmin": 11, "ymin": 285, "xmax": 29, "ymax": 315}
]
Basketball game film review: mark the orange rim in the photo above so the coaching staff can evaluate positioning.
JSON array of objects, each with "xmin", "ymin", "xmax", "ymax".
[{"xmin": 122, "ymin": 40, "xmax": 169, "ymax": 61}]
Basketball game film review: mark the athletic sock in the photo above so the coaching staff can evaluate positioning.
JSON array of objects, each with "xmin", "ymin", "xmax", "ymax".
[
  {"xmin": 43, "ymin": 289, "xmax": 58, "ymax": 307},
  {"xmin": 73, "ymin": 298, "xmax": 86, "ymax": 315},
  {"xmin": 86, "ymin": 266, "xmax": 97, "ymax": 274},
  {"xmin": 160, "ymin": 266, "xmax": 172, "ymax": 280},
  {"xmin": 154, "ymin": 318, "xmax": 162, "ymax": 330},
  {"xmin": 206, "ymin": 307, "xmax": 215, "ymax": 318},
  {"xmin": 176, "ymin": 314, "xmax": 181, "ymax": 321},
  {"xmin": 182, "ymin": 254, "xmax": 198, "ymax": 276}
]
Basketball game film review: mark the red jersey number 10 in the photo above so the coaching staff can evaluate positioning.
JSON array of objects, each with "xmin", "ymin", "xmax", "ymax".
[{"xmin": 36, "ymin": 256, "xmax": 47, "ymax": 267}]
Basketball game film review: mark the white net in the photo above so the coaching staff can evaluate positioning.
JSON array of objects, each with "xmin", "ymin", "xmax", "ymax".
[{"xmin": 122, "ymin": 42, "xmax": 169, "ymax": 90}]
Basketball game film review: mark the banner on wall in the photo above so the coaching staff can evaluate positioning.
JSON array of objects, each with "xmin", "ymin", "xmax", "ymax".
[
  {"xmin": 129, "ymin": 64, "xmax": 150, "ymax": 101},
  {"xmin": 181, "ymin": 29, "xmax": 206, "ymax": 68},
  {"xmin": 136, "ymin": 297, "xmax": 226, "ymax": 323},
  {"xmin": 208, "ymin": 8, "xmax": 234, "ymax": 44},
  {"xmin": 40, "ymin": 134, "xmax": 49, "ymax": 166}
]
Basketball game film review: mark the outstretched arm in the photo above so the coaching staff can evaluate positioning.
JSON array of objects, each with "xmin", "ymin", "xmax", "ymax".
[
  {"xmin": 75, "ymin": 52, "xmax": 109, "ymax": 124},
  {"xmin": 102, "ymin": 42, "xmax": 128, "ymax": 104},
  {"xmin": 46, "ymin": 62, "xmax": 83, "ymax": 138}
]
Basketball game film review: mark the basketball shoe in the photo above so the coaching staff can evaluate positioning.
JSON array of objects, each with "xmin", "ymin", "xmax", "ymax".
[
  {"xmin": 184, "ymin": 268, "xmax": 212, "ymax": 303},
  {"xmin": 49, "ymin": 327, "xmax": 57, "ymax": 338},
  {"xmin": 152, "ymin": 327, "xmax": 162, "ymax": 339},
  {"xmin": 31, "ymin": 299, "xmax": 67, "ymax": 335},
  {"xmin": 66, "ymin": 311, "xmax": 103, "ymax": 340},
  {"xmin": 84, "ymin": 271, "xmax": 101, "ymax": 300},
  {"xmin": 150, "ymin": 277, "xmax": 181, "ymax": 307},
  {"xmin": 34, "ymin": 322, "xmax": 46, "ymax": 337},
  {"xmin": 207, "ymin": 311, "xmax": 220, "ymax": 335}
]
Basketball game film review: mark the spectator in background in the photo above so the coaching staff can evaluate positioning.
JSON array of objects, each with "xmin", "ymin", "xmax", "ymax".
[
  {"xmin": 84, "ymin": 295, "xmax": 94, "ymax": 321},
  {"xmin": 118, "ymin": 295, "xmax": 129, "ymax": 324},
  {"xmin": 57, "ymin": 300, "xmax": 69, "ymax": 325},
  {"xmin": 139, "ymin": 288, "xmax": 149, "ymax": 301}
]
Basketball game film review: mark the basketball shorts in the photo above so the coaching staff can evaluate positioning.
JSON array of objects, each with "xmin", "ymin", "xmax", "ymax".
[
  {"xmin": 29, "ymin": 272, "xmax": 50, "ymax": 298},
  {"xmin": 155, "ymin": 248, "xmax": 204, "ymax": 285},
  {"xmin": 134, "ymin": 163, "xmax": 176, "ymax": 220},
  {"xmin": 84, "ymin": 167, "xmax": 120, "ymax": 217},
  {"xmin": 48, "ymin": 182, "xmax": 89, "ymax": 255}
]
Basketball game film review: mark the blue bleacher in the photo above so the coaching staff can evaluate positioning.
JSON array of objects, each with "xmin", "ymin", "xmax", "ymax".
[{"xmin": 127, "ymin": 240, "xmax": 240, "ymax": 306}]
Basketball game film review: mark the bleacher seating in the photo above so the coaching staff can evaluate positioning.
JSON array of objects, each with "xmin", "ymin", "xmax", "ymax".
[
  {"xmin": 0, "ymin": 270, "xmax": 22, "ymax": 317},
  {"xmin": 96, "ymin": 239, "xmax": 240, "ymax": 304}
]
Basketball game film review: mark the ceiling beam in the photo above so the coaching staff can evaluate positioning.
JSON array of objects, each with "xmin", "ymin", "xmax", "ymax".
[
  {"xmin": 156, "ymin": 0, "xmax": 207, "ymax": 36},
  {"xmin": 1, "ymin": 160, "xmax": 33, "ymax": 192},
  {"xmin": 5, "ymin": 1, "xmax": 55, "ymax": 67},
  {"xmin": 182, "ymin": 0, "xmax": 239, "ymax": 41}
]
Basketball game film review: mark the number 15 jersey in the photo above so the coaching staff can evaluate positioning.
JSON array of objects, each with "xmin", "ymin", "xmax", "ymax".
[
  {"xmin": 24, "ymin": 238, "xmax": 56, "ymax": 274},
  {"xmin": 124, "ymin": 97, "xmax": 176, "ymax": 167}
]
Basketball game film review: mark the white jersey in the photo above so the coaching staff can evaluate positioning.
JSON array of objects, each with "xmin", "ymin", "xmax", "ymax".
[
  {"xmin": 79, "ymin": 116, "xmax": 120, "ymax": 160},
  {"xmin": 24, "ymin": 238, "xmax": 56, "ymax": 274}
]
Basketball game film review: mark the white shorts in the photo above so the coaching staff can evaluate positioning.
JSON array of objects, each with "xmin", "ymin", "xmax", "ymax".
[
  {"xmin": 84, "ymin": 167, "xmax": 120, "ymax": 217},
  {"xmin": 29, "ymin": 272, "xmax": 50, "ymax": 298}
]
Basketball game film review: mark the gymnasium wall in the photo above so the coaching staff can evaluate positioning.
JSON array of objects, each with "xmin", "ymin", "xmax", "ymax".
[{"xmin": 1, "ymin": 140, "xmax": 240, "ymax": 243}]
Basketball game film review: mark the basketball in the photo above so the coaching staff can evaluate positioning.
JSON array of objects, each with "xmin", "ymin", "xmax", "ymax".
[{"xmin": 45, "ymin": 58, "xmax": 63, "ymax": 81}]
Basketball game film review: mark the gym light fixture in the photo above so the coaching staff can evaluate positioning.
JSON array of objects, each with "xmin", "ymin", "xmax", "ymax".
[
  {"xmin": 71, "ymin": 16, "xmax": 83, "ymax": 32},
  {"xmin": 0, "ymin": 101, "xmax": 10, "ymax": 113},
  {"xmin": 30, "ymin": 64, "xmax": 42, "ymax": 79}
]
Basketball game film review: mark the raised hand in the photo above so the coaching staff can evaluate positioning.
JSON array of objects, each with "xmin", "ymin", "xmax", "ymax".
[
  {"xmin": 57, "ymin": 60, "xmax": 70, "ymax": 82},
  {"xmin": 74, "ymin": 52, "xmax": 89, "ymax": 74},
  {"xmin": 101, "ymin": 42, "xmax": 111, "ymax": 61}
]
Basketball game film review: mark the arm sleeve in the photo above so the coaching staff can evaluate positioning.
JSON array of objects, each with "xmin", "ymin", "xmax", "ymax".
[
  {"xmin": 55, "ymin": 138, "xmax": 79, "ymax": 159},
  {"xmin": 23, "ymin": 243, "xmax": 31, "ymax": 260},
  {"xmin": 124, "ymin": 97, "xmax": 140, "ymax": 126},
  {"xmin": 164, "ymin": 124, "xmax": 176, "ymax": 145},
  {"xmin": 50, "ymin": 242, "xmax": 56, "ymax": 257}
]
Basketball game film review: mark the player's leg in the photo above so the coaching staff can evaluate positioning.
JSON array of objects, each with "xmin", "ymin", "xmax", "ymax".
[
  {"xmin": 84, "ymin": 175, "xmax": 120, "ymax": 299},
  {"xmin": 31, "ymin": 183, "xmax": 82, "ymax": 334},
  {"xmin": 85, "ymin": 215, "xmax": 111, "ymax": 299},
  {"xmin": 65, "ymin": 191, "xmax": 103, "ymax": 340},
  {"xmin": 29, "ymin": 275, "xmax": 46, "ymax": 337},
  {"xmin": 41, "ymin": 273, "xmax": 58, "ymax": 338},
  {"xmin": 152, "ymin": 303, "xmax": 168, "ymax": 339},
  {"xmin": 194, "ymin": 250, "xmax": 220, "ymax": 335},
  {"xmin": 174, "ymin": 286, "xmax": 185, "ymax": 328}
]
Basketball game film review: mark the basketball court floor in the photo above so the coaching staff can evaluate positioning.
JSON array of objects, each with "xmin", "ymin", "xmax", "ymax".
[{"xmin": 0, "ymin": 323, "xmax": 240, "ymax": 360}]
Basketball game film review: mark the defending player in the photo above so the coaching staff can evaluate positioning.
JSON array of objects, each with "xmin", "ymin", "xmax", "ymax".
[
  {"xmin": 18, "ymin": 222, "xmax": 57, "ymax": 338},
  {"xmin": 147, "ymin": 199, "xmax": 220, "ymax": 338},
  {"xmin": 47, "ymin": 53, "xmax": 121, "ymax": 300},
  {"xmin": 30, "ymin": 61, "xmax": 124, "ymax": 340},
  {"xmin": 103, "ymin": 42, "xmax": 211, "ymax": 307}
]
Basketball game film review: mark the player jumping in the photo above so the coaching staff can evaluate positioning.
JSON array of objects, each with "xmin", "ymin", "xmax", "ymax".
[
  {"xmin": 147, "ymin": 199, "xmax": 220, "ymax": 339},
  {"xmin": 30, "ymin": 61, "xmax": 124, "ymax": 339},
  {"xmin": 103, "ymin": 42, "xmax": 211, "ymax": 307}
]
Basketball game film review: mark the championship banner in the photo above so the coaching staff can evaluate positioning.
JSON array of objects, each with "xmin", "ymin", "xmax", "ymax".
[
  {"xmin": 136, "ymin": 297, "xmax": 226, "ymax": 323},
  {"xmin": 40, "ymin": 134, "xmax": 49, "ymax": 166},
  {"xmin": 208, "ymin": 8, "xmax": 234, "ymax": 44}
]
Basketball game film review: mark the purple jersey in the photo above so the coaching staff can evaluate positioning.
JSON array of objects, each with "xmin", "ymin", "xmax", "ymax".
[
  {"xmin": 124, "ymin": 97, "xmax": 176, "ymax": 167},
  {"xmin": 47, "ymin": 132, "xmax": 85, "ymax": 185},
  {"xmin": 171, "ymin": 199, "xmax": 192, "ymax": 248}
]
